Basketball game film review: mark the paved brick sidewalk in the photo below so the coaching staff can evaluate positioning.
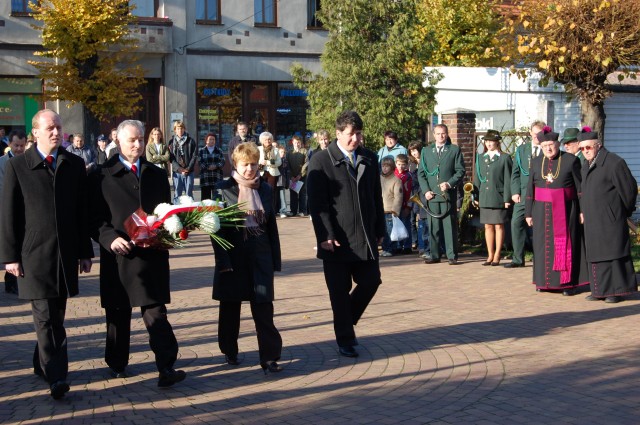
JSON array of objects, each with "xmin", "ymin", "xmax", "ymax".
[{"xmin": 1, "ymin": 216, "xmax": 640, "ymax": 424}]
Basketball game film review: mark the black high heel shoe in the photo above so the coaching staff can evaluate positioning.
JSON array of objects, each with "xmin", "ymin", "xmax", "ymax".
[{"xmin": 260, "ymin": 361, "xmax": 283, "ymax": 375}]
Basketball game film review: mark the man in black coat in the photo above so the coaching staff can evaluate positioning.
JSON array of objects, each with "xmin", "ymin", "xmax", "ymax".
[
  {"xmin": 307, "ymin": 111, "xmax": 385, "ymax": 358},
  {"xmin": 0, "ymin": 109, "xmax": 93, "ymax": 399},
  {"xmin": 227, "ymin": 121, "xmax": 258, "ymax": 161},
  {"xmin": 90, "ymin": 120, "xmax": 186, "ymax": 387},
  {"xmin": 578, "ymin": 129, "xmax": 638, "ymax": 303}
]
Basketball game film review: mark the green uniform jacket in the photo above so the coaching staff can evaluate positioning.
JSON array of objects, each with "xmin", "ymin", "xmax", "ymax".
[
  {"xmin": 417, "ymin": 142, "xmax": 465, "ymax": 203},
  {"xmin": 510, "ymin": 143, "xmax": 533, "ymax": 198},
  {"xmin": 473, "ymin": 152, "xmax": 513, "ymax": 208}
]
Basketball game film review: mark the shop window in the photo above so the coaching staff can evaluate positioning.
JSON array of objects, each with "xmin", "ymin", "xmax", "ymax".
[
  {"xmin": 254, "ymin": 0, "xmax": 276, "ymax": 27},
  {"xmin": 11, "ymin": 0, "xmax": 36, "ymax": 14},
  {"xmin": 196, "ymin": 0, "xmax": 221, "ymax": 24},
  {"xmin": 196, "ymin": 80, "xmax": 242, "ymax": 153},
  {"xmin": 307, "ymin": 0, "xmax": 323, "ymax": 29},
  {"xmin": 130, "ymin": 0, "xmax": 157, "ymax": 17},
  {"xmin": 275, "ymin": 83, "xmax": 309, "ymax": 146}
]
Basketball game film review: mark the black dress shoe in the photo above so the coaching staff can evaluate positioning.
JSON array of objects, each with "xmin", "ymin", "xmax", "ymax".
[
  {"xmin": 585, "ymin": 294, "xmax": 603, "ymax": 301},
  {"xmin": 260, "ymin": 361, "xmax": 283, "ymax": 375},
  {"xmin": 562, "ymin": 288, "xmax": 576, "ymax": 296},
  {"xmin": 110, "ymin": 367, "xmax": 127, "ymax": 378},
  {"xmin": 158, "ymin": 369, "xmax": 186, "ymax": 388},
  {"xmin": 605, "ymin": 296, "xmax": 622, "ymax": 304},
  {"xmin": 448, "ymin": 259, "xmax": 458, "ymax": 265},
  {"xmin": 503, "ymin": 262, "xmax": 524, "ymax": 268},
  {"xmin": 50, "ymin": 381, "xmax": 70, "ymax": 400},
  {"xmin": 225, "ymin": 354, "xmax": 240, "ymax": 365},
  {"xmin": 338, "ymin": 346, "xmax": 359, "ymax": 358},
  {"xmin": 424, "ymin": 258, "xmax": 441, "ymax": 264}
]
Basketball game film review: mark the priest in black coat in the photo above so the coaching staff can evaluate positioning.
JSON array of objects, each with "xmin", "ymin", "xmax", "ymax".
[
  {"xmin": 578, "ymin": 129, "xmax": 638, "ymax": 303},
  {"xmin": 90, "ymin": 120, "xmax": 185, "ymax": 387},
  {"xmin": 0, "ymin": 109, "xmax": 93, "ymax": 399},
  {"xmin": 525, "ymin": 127, "xmax": 589, "ymax": 295}
]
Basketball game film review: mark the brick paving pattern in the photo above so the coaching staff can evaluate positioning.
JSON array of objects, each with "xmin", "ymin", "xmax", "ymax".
[{"xmin": 1, "ymin": 216, "xmax": 640, "ymax": 424}]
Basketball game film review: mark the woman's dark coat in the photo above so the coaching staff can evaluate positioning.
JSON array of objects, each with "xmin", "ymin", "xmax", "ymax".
[
  {"xmin": 90, "ymin": 155, "xmax": 172, "ymax": 308},
  {"xmin": 0, "ymin": 147, "xmax": 93, "ymax": 300},
  {"xmin": 212, "ymin": 179, "xmax": 281, "ymax": 303}
]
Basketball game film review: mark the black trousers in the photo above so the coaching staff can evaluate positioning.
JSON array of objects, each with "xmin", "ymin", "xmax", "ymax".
[
  {"xmin": 322, "ymin": 259, "xmax": 381, "ymax": 347},
  {"xmin": 105, "ymin": 304, "xmax": 178, "ymax": 372},
  {"xmin": 201, "ymin": 185, "xmax": 214, "ymax": 201},
  {"xmin": 289, "ymin": 177, "xmax": 307, "ymax": 215},
  {"xmin": 4, "ymin": 271, "xmax": 17, "ymax": 292},
  {"xmin": 31, "ymin": 296, "xmax": 68, "ymax": 385},
  {"xmin": 218, "ymin": 301, "xmax": 282, "ymax": 363}
]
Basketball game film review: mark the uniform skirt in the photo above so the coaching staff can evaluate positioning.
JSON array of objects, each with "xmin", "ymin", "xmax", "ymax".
[{"xmin": 480, "ymin": 207, "xmax": 508, "ymax": 224}]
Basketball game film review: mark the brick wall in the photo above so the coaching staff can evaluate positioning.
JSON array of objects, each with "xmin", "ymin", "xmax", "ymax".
[{"xmin": 442, "ymin": 111, "xmax": 476, "ymax": 183}]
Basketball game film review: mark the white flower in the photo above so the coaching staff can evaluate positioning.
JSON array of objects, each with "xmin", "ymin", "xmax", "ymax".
[
  {"xmin": 146, "ymin": 216, "xmax": 157, "ymax": 226},
  {"xmin": 153, "ymin": 203, "xmax": 173, "ymax": 218},
  {"xmin": 176, "ymin": 195, "xmax": 194, "ymax": 205},
  {"xmin": 200, "ymin": 199, "xmax": 216, "ymax": 207},
  {"xmin": 163, "ymin": 214, "xmax": 183, "ymax": 234},
  {"xmin": 200, "ymin": 213, "xmax": 221, "ymax": 233}
]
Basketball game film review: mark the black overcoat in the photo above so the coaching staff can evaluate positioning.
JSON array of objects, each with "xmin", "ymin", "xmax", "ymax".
[
  {"xmin": 90, "ymin": 156, "xmax": 172, "ymax": 308},
  {"xmin": 307, "ymin": 142, "xmax": 385, "ymax": 262},
  {"xmin": 580, "ymin": 148, "xmax": 638, "ymax": 262},
  {"xmin": 212, "ymin": 179, "xmax": 281, "ymax": 303},
  {"xmin": 0, "ymin": 146, "xmax": 93, "ymax": 300}
]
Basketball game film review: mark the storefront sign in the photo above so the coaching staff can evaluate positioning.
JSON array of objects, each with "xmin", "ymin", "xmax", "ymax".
[
  {"xmin": 0, "ymin": 95, "xmax": 25, "ymax": 126},
  {"xmin": 475, "ymin": 111, "xmax": 515, "ymax": 131}
]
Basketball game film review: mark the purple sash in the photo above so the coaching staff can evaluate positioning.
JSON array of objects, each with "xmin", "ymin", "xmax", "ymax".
[{"xmin": 534, "ymin": 187, "xmax": 577, "ymax": 284}]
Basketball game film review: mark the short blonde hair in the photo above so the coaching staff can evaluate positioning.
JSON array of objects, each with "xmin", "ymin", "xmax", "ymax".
[
  {"xmin": 173, "ymin": 120, "xmax": 185, "ymax": 130},
  {"xmin": 232, "ymin": 142, "xmax": 260, "ymax": 166}
]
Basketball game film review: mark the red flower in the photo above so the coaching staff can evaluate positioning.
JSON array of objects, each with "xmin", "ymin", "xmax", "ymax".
[{"xmin": 179, "ymin": 229, "xmax": 189, "ymax": 240}]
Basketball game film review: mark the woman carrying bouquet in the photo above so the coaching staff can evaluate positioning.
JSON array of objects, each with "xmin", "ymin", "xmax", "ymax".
[{"xmin": 211, "ymin": 142, "xmax": 283, "ymax": 374}]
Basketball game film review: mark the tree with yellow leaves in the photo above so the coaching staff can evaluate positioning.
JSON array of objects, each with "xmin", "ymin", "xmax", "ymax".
[
  {"xmin": 499, "ymin": 0, "xmax": 640, "ymax": 139},
  {"xmin": 28, "ymin": 0, "xmax": 145, "ymax": 137},
  {"xmin": 416, "ymin": 0, "xmax": 503, "ymax": 67}
]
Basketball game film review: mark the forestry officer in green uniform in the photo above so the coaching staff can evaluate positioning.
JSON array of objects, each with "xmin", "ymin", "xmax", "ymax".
[
  {"xmin": 505, "ymin": 120, "xmax": 545, "ymax": 268},
  {"xmin": 560, "ymin": 127, "xmax": 585, "ymax": 164},
  {"xmin": 418, "ymin": 124, "xmax": 465, "ymax": 265}
]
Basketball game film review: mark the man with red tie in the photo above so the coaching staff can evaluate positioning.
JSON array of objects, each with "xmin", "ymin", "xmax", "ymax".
[
  {"xmin": 90, "ymin": 120, "xmax": 186, "ymax": 388},
  {"xmin": 0, "ymin": 109, "xmax": 93, "ymax": 399}
]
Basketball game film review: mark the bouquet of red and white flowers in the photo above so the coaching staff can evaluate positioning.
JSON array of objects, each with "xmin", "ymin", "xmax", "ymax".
[{"xmin": 124, "ymin": 196, "xmax": 245, "ymax": 249}]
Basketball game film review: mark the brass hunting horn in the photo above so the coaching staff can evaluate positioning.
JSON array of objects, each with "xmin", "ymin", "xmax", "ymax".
[
  {"xmin": 409, "ymin": 192, "xmax": 450, "ymax": 219},
  {"xmin": 463, "ymin": 182, "xmax": 479, "ymax": 209}
]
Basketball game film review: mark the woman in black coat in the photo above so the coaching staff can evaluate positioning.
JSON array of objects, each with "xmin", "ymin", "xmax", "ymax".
[{"xmin": 212, "ymin": 142, "xmax": 283, "ymax": 374}]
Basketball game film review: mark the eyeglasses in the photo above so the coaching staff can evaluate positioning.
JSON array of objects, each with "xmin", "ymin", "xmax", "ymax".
[{"xmin": 579, "ymin": 145, "xmax": 597, "ymax": 152}]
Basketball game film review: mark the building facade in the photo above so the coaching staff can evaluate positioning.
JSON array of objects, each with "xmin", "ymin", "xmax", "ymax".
[{"xmin": 0, "ymin": 0, "xmax": 326, "ymax": 150}]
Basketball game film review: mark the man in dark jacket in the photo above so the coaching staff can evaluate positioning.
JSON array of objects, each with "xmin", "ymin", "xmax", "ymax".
[
  {"xmin": 169, "ymin": 120, "xmax": 197, "ymax": 203},
  {"xmin": 307, "ymin": 110, "xmax": 385, "ymax": 358},
  {"xmin": 0, "ymin": 109, "xmax": 93, "ymax": 399},
  {"xmin": 578, "ymin": 129, "xmax": 638, "ymax": 303},
  {"xmin": 90, "ymin": 120, "xmax": 186, "ymax": 387}
]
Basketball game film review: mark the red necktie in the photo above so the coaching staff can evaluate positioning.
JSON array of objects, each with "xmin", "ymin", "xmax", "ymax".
[
  {"xmin": 130, "ymin": 164, "xmax": 138, "ymax": 176},
  {"xmin": 45, "ymin": 155, "xmax": 54, "ymax": 165}
]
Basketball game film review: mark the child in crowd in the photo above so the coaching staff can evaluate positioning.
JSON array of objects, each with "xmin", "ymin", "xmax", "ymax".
[
  {"xmin": 276, "ymin": 145, "xmax": 291, "ymax": 218},
  {"xmin": 380, "ymin": 156, "xmax": 403, "ymax": 257},
  {"xmin": 408, "ymin": 141, "xmax": 430, "ymax": 259},
  {"xmin": 394, "ymin": 154, "xmax": 413, "ymax": 254}
]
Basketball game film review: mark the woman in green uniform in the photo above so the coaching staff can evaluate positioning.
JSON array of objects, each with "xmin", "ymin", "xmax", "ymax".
[{"xmin": 474, "ymin": 130, "xmax": 513, "ymax": 266}]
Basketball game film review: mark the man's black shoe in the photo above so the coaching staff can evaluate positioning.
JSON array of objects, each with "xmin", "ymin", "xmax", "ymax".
[
  {"xmin": 225, "ymin": 354, "xmax": 240, "ymax": 365},
  {"xmin": 448, "ymin": 259, "xmax": 458, "ymax": 265},
  {"xmin": 50, "ymin": 381, "xmax": 70, "ymax": 400},
  {"xmin": 605, "ymin": 296, "xmax": 622, "ymax": 304},
  {"xmin": 503, "ymin": 262, "xmax": 524, "ymax": 268},
  {"xmin": 424, "ymin": 258, "xmax": 441, "ymax": 264},
  {"xmin": 562, "ymin": 288, "xmax": 576, "ymax": 296},
  {"xmin": 110, "ymin": 368, "xmax": 127, "ymax": 378},
  {"xmin": 158, "ymin": 369, "xmax": 186, "ymax": 388},
  {"xmin": 338, "ymin": 346, "xmax": 359, "ymax": 358}
]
